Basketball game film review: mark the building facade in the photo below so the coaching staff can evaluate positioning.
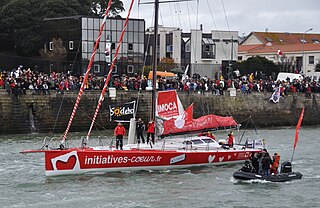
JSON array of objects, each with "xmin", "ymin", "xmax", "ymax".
[
  {"xmin": 145, "ymin": 26, "xmax": 238, "ymax": 79},
  {"xmin": 43, "ymin": 16, "xmax": 145, "ymax": 76},
  {"xmin": 239, "ymin": 31, "xmax": 320, "ymax": 76}
]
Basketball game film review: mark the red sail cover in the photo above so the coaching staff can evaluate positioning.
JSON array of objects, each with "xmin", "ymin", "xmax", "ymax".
[{"xmin": 161, "ymin": 114, "xmax": 238, "ymax": 136}]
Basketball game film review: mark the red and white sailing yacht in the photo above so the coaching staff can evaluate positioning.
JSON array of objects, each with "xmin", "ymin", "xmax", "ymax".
[{"xmin": 21, "ymin": 0, "xmax": 263, "ymax": 176}]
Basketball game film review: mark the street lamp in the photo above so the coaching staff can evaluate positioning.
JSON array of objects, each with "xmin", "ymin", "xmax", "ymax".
[{"xmin": 302, "ymin": 27, "xmax": 313, "ymax": 74}]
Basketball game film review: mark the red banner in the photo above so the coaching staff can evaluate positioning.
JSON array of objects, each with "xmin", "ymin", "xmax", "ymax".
[
  {"xmin": 294, "ymin": 107, "xmax": 304, "ymax": 150},
  {"xmin": 157, "ymin": 90, "xmax": 180, "ymax": 118}
]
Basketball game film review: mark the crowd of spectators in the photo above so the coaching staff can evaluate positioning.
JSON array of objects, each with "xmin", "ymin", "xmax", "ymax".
[{"xmin": 1, "ymin": 65, "xmax": 320, "ymax": 97}]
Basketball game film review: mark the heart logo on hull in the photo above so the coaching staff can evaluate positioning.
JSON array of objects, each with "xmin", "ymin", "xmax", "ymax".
[
  {"xmin": 56, "ymin": 155, "xmax": 77, "ymax": 170},
  {"xmin": 50, "ymin": 151, "xmax": 80, "ymax": 171},
  {"xmin": 219, "ymin": 157, "xmax": 224, "ymax": 162},
  {"xmin": 208, "ymin": 155, "xmax": 215, "ymax": 163},
  {"xmin": 228, "ymin": 155, "xmax": 231, "ymax": 160}
]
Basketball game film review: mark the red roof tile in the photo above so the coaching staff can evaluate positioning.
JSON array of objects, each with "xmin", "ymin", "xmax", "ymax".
[
  {"xmin": 239, "ymin": 43, "xmax": 320, "ymax": 54},
  {"xmin": 251, "ymin": 32, "xmax": 320, "ymax": 45}
]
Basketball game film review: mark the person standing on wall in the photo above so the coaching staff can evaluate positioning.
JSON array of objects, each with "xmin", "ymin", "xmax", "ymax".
[
  {"xmin": 114, "ymin": 122, "xmax": 126, "ymax": 150},
  {"xmin": 136, "ymin": 118, "xmax": 145, "ymax": 144},
  {"xmin": 147, "ymin": 120, "xmax": 155, "ymax": 145}
]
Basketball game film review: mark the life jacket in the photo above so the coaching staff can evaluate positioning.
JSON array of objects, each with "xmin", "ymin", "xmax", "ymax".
[
  {"xmin": 147, "ymin": 122, "xmax": 155, "ymax": 133},
  {"xmin": 272, "ymin": 155, "xmax": 280, "ymax": 169},
  {"xmin": 227, "ymin": 135, "xmax": 234, "ymax": 146},
  {"xmin": 114, "ymin": 125, "xmax": 126, "ymax": 136}
]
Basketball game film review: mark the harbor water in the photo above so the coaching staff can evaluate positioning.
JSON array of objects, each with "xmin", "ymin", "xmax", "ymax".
[{"xmin": 0, "ymin": 127, "xmax": 319, "ymax": 208}]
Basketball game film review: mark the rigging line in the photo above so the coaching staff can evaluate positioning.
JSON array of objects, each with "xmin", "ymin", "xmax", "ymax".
[
  {"xmin": 70, "ymin": 17, "xmax": 87, "ymax": 72},
  {"xmin": 140, "ymin": 0, "xmax": 195, "ymax": 4},
  {"xmin": 169, "ymin": 2, "xmax": 175, "ymax": 27},
  {"xmin": 175, "ymin": 3, "xmax": 182, "ymax": 29},
  {"xmin": 136, "ymin": 8, "xmax": 154, "ymax": 117},
  {"xmin": 159, "ymin": 6, "xmax": 164, "ymax": 25},
  {"xmin": 86, "ymin": 0, "xmax": 136, "ymax": 142},
  {"xmin": 206, "ymin": 0, "xmax": 228, "ymax": 60},
  {"xmin": 221, "ymin": 0, "xmax": 237, "ymax": 61},
  {"xmin": 61, "ymin": 0, "xmax": 114, "ymax": 143},
  {"xmin": 186, "ymin": 2, "xmax": 192, "ymax": 31},
  {"xmin": 190, "ymin": 0, "xmax": 200, "ymax": 73},
  {"xmin": 77, "ymin": 106, "xmax": 106, "ymax": 130},
  {"xmin": 52, "ymin": 93, "xmax": 65, "ymax": 133}
]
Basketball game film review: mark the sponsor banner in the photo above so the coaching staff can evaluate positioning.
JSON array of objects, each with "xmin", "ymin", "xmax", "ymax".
[
  {"xmin": 157, "ymin": 90, "xmax": 184, "ymax": 119},
  {"xmin": 109, "ymin": 101, "xmax": 136, "ymax": 122},
  {"xmin": 45, "ymin": 149, "xmax": 253, "ymax": 173}
]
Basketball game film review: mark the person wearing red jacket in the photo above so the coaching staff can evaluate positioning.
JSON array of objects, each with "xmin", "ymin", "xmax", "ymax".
[
  {"xmin": 114, "ymin": 122, "xmax": 126, "ymax": 150},
  {"xmin": 147, "ymin": 120, "xmax": 155, "ymax": 145},
  {"xmin": 227, "ymin": 131, "xmax": 234, "ymax": 147}
]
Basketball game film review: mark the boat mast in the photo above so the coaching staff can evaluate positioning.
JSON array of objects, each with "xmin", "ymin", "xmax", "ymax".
[{"xmin": 151, "ymin": 0, "xmax": 159, "ymax": 121}]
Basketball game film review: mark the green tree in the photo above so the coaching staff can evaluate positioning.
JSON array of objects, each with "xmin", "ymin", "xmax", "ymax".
[
  {"xmin": 234, "ymin": 56, "xmax": 280, "ymax": 77},
  {"xmin": 0, "ymin": 0, "xmax": 125, "ymax": 56},
  {"xmin": 91, "ymin": 0, "xmax": 125, "ymax": 17},
  {"xmin": 158, "ymin": 57, "xmax": 178, "ymax": 72}
]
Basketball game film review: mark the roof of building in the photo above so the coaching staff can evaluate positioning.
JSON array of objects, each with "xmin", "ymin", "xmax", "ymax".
[
  {"xmin": 243, "ymin": 31, "xmax": 320, "ymax": 45},
  {"xmin": 239, "ymin": 43, "xmax": 320, "ymax": 55}
]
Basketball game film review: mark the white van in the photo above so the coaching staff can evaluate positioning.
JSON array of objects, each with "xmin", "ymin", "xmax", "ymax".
[
  {"xmin": 307, "ymin": 72, "xmax": 320, "ymax": 81},
  {"xmin": 276, "ymin": 73, "xmax": 303, "ymax": 82}
]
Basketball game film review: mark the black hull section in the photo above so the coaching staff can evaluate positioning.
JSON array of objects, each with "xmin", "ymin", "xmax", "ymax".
[{"xmin": 233, "ymin": 171, "xmax": 303, "ymax": 182}]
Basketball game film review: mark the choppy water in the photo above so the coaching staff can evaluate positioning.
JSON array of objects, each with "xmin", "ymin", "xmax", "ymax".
[{"xmin": 0, "ymin": 127, "xmax": 319, "ymax": 208}]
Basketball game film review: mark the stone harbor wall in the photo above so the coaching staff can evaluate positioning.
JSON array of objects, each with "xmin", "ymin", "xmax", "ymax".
[{"xmin": 0, "ymin": 90, "xmax": 319, "ymax": 134}]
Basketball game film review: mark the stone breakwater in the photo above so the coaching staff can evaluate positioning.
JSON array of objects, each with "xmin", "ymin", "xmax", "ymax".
[{"xmin": 0, "ymin": 91, "xmax": 319, "ymax": 134}]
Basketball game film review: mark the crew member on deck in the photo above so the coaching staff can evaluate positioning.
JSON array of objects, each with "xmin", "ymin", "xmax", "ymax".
[
  {"xmin": 136, "ymin": 118, "xmax": 145, "ymax": 143},
  {"xmin": 227, "ymin": 131, "xmax": 234, "ymax": 147},
  {"xmin": 206, "ymin": 132, "xmax": 216, "ymax": 140},
  {"xmin": 114, "ymin": 122, "xmax": 126, "ymax": 150},
  {"xmin": 147, "ymin": 120, "xmax": 155, "ymax": 145}
]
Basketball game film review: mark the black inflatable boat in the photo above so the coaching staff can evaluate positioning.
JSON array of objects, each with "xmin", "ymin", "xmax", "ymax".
[{"xmin": 233, "ymin": 161, "xmax": 303, "ymax": 182}]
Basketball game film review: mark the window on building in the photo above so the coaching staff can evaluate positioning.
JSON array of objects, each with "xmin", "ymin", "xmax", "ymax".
[
  {"xmin": 128, "ymin": 43, "xmax": 133, "ymax": 51},
  {"xmin": 167, "ymin": 45, "xmax": 173, "ymax": 52},
  {"xmin": 94, "ymin": 64, "xmax": 100, "ymax": 73},
  {"xmin": 265, "ymin": 37, "xmax": 273, "ymax": 42},
  {"xmin": 309, "ymin": 56, "xmax": 314, "ymax": 64},
  {"xmin": 238, "ymin": 56, "xmax": 243, "ymax": 61},
  {"xmin": 69, "ymin": 41, "xmax": 74, "ymax": 50},
  {"xmin": 312, "ymin": 38, "xmax": 319, "ymax": 44},
  {"xmin": 300, "ymin": 39, "xmax": 307, "ymax": 43},
  {"xmin": 127, "ymin": 65, "xmax": 134, "ymax": 73},
  {"xmin": 49, "ymin": 42, "xmax": 53, "ymax": 51},
  {"xmin": 201, "ymin": 38, "xmax": 215, "ymax": 59},
  {"xmin": 112, "ymin": 65, "xmax": 118, "ymax": 74},
  {"xmin": 184, "ymin": 39, "xmax": 191, "ymax": 52}
]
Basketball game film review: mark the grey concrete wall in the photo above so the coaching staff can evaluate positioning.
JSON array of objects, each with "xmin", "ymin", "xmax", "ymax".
[{"xmin": 0, "ymin": 90, "xmax": 319, "ymax": 134}]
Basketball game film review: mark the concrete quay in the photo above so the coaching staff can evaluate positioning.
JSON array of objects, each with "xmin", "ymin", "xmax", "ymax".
[{"xmin": 0, "ymin": 90, "xmax": 319, "ymax": 134}]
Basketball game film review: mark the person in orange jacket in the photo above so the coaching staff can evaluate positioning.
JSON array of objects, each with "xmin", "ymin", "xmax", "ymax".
[
  {"xmin": 270, "ymin": 153, "xmax": 280, "ymax": 175},
  {"xmin": 114, "ymin": 122, "xmax": 126, "ymax": 150},
  {"xmin": 147, "ymin": 120, "xmax": 155, "ymax": 145}
]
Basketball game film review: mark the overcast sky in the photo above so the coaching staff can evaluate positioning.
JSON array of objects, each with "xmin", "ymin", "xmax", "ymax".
[{"xmin": 120, "ymin": 0, "xmax": 320, "ymax": 36}]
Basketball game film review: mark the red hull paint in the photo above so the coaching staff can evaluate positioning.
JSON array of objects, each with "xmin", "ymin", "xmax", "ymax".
[{"xmin": 43, "ymin": 148, "xmax": 260, "ymax": 176}]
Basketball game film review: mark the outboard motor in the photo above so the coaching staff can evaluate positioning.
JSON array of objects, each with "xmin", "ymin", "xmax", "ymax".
[{"xmin": 281, "ymin": 161, "xmax": 292, "ymax": 173}]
